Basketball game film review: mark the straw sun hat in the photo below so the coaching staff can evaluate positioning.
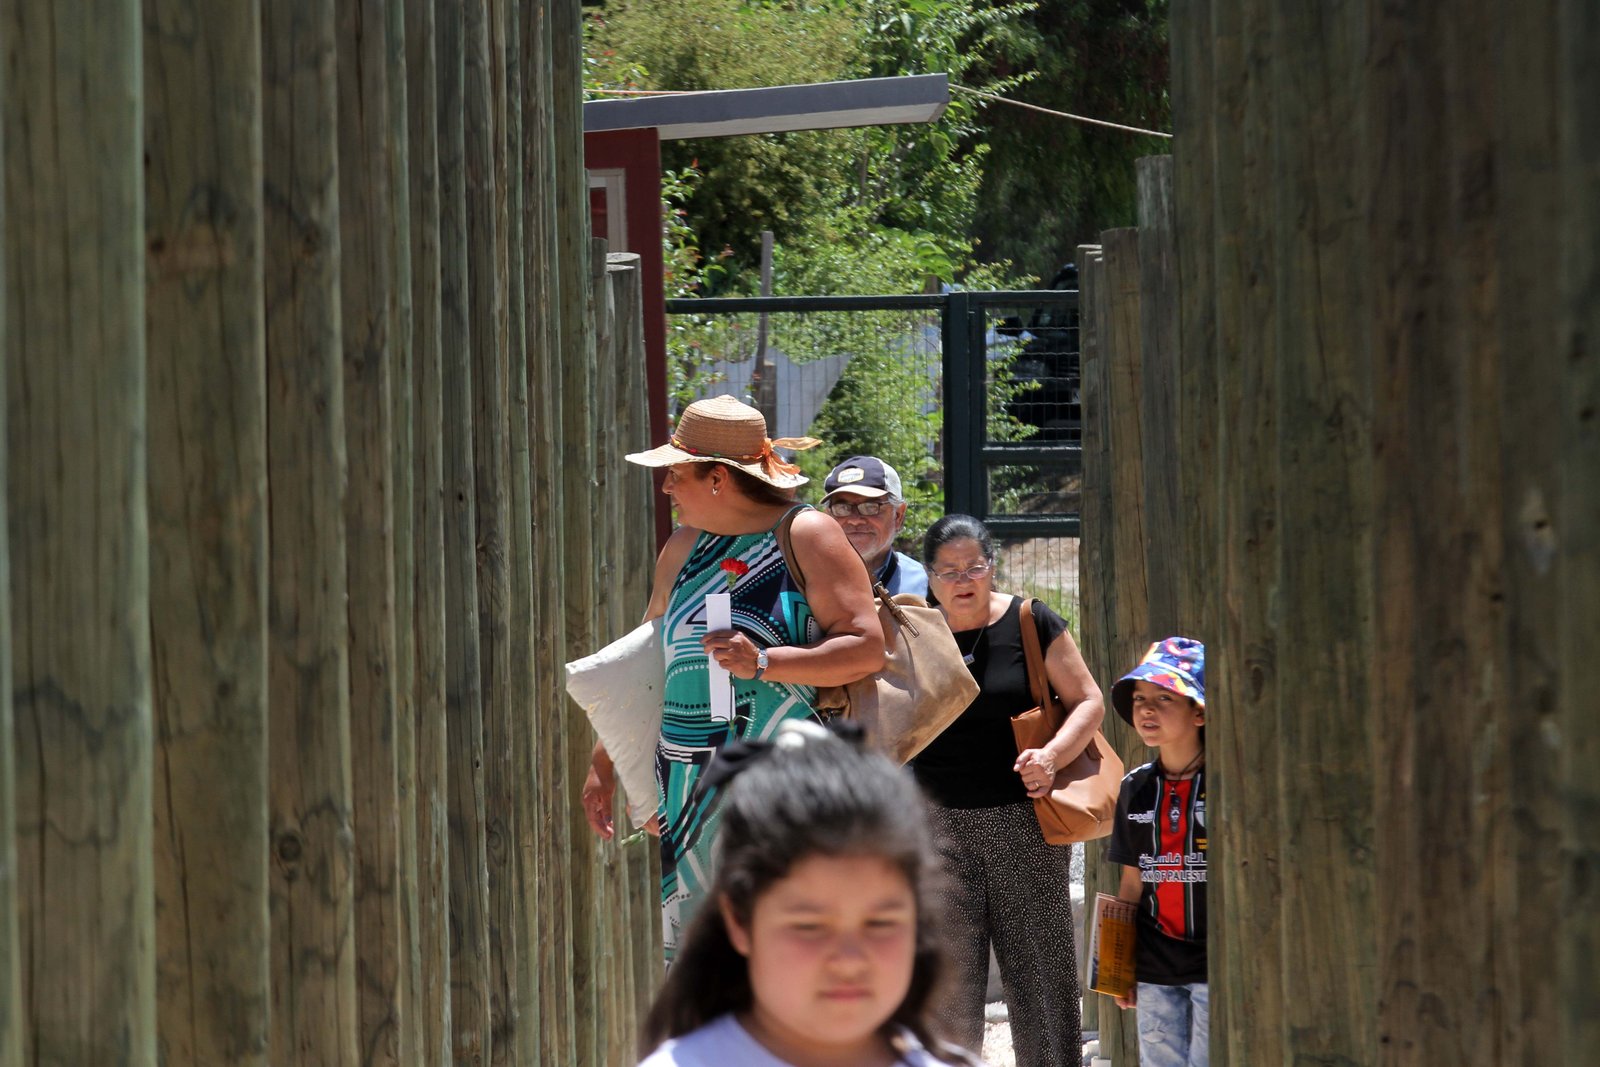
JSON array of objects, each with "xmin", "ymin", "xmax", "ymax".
[{"xmin": 625, "ymin": 394, "xmax": 821, "ymax": 490}]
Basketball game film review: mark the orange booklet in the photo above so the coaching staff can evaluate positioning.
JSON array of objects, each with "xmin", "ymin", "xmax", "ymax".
[{"xmin": 1087, "ymin": 893, "xmax": 1137, "ymax": 998}]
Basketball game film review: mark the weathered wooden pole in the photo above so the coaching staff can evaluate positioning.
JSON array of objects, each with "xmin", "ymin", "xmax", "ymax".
[
  {"xmin": 143, "ymin": 2, "xmax": 271, "ymax": 1064},
  {"xmin": 522, "ymin": 0, "xmax": 575, "ymax": 1060},
  {"xmin": 553, "ymin": 0, "xmax": 601, "ymax": 1062},
  {"xmin": 1559, "ymin": 1, "xmax": 1600, "ymax": 1054},
  {"xmin": 1270, "ymin": 2, "xmax": 1373, "ymax": 1059},
  {"xmin": 464, "ymin": 0, "xmax": 521, "ymax": 1061},
  {"xmin": 403, "ymin": 1, "xmax": 453, "ymax": 1062},
  {"xmin": 1135, "ymin": 159, "xmax": 1181, "ymax": 638},
  {"xmin": 496, "ymin": 1, "xmax": 545, "ymax": 1061},
  {"xmin": 611, "ymin": 251, "xmax": 663, "ymax": 1029},
  {"xmin": 382, "ymin": 2, "xmax": 424, "ymax": 1061},
  {"xmin": 437, "ymin": 0, "xmax": 493, "ymax": 1062},
  {"xmin": 404, "ymin": 2, "xmax": 453, "ymax": 1063},
  {"xmin": 261, "ymin": 0, "xmax": 359, "ymax": 1062},
  {"xmin": 336, "ymin": 0, "xmax": 406, "ymax": 1063},
  {"xmin": 0, "ymin": 98, "xmax": 16, "ymax": 1056},
  {"xmin": 1073, "ymin": 244, "xmax": 1109, "ymax": 1044},
  {"xmin": 5, "ymin": 2, "xmax": 153, "ymax": 1064},
  {"xmin": 1170, "ymin": 0, "xmax": 1217, "ymax": 643},
  {"xmin": 0, "ymin": 246, "xmax": 15, "ymax": 1067},
  {"xmin": 1096, "ymin": 228, "xmax": 1145, "ymax": 1064},
  {"xmin": 1558, "ymin": 0, "xmax": 1600, "ymax": 1049},
  {"xmin": 1203, "ymin": 0, "xmax": 1283, "ymax": 1058}
]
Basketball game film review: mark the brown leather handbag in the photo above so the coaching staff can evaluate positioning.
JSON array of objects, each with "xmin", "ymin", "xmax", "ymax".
[
  {"xmin": 777, "ymin": 509, "xmax": 978, "ymax": 764},
  {"xmin": 1012, "ymin": 598, "xmax": 1123, "ymax": 844}
]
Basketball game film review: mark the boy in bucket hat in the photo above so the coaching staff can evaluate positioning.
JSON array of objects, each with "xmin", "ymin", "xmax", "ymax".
[
  {"xmin": 818, "ymin": 456, "xmax": 929, "ymax": 598},
  {"xmin": 1104, "ymin": 637, "xmax": 1210, "ymax": 1067}
]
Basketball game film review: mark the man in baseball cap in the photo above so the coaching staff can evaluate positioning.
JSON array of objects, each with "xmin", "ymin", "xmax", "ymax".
[{"xmin": 818, "ymin": 455, "xmax": 929, "ymax": 598}]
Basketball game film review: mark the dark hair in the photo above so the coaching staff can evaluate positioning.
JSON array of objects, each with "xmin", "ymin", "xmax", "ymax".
[
  {"xmin": 639, "ymin": 726, "xmax": 975, "ymax": 1063},
  {"xmin": 688, "ymin": 461, "xmax": 798, "ymax": 508},
  {"xmin": 921, "ymin": 513, "xmax": 996, "ymax": 567}
]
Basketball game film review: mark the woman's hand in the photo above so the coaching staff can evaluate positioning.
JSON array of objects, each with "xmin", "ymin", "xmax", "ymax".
[
  {"xmin": 581, "ymin": 744, "xmax": 617, "ymax": 840},
  {"xmin": 1115, "ymin": 986, "xmax": 1138, "ymax": 1010},
  {"xmin": 701, "ymin": 628, "xmax": 765, "ymax": 679},
  {"xmin": 1014, "ymin": 747, "xmax": 1058, "ymax": 798}
]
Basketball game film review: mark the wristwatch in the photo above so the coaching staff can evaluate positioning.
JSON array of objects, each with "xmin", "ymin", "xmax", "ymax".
[{"xmin": 753, "ymin": 648, "xmax": 770, "ymax": 680}]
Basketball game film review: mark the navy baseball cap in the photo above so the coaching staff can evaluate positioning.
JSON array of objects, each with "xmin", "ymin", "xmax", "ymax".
[{"xmin": 821, "ymin": 456, "xmax": 903, "ymax": 503}]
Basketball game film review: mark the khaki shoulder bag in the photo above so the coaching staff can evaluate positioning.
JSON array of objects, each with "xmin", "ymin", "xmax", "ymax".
[
  {"xmin": 1013, "ymin": 598, "xmax": 1123, "ymax": 843},
  {"xmin": 777, "ymin": 508, "xmax": 977, "ymax": 764}
]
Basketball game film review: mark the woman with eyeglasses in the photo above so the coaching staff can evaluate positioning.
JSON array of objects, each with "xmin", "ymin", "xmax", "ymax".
[{"xmin": 909, "ymin": 514, "xmax": 1104, "ymax": 1067}]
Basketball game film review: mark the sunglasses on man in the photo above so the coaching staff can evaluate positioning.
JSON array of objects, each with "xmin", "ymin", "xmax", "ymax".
[{"xmin": 824, "ymin": 500, "xmax": 894, "ymax": 518}]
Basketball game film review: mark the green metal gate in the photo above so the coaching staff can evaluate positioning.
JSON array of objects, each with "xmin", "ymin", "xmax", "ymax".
[{"xmin": 663, "ymin": 288, "xmax": 1081, "ymax": 618}]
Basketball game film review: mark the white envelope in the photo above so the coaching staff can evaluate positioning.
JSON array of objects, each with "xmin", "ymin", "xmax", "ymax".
[{"xmin": 565, "ymin": 619, "xmax": 665, "ymax": 829}]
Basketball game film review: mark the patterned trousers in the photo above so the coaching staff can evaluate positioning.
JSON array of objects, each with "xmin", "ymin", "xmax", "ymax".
[{"xmin": 929, "ymin": 801, "xmax": 1082, "ymax": 1067}]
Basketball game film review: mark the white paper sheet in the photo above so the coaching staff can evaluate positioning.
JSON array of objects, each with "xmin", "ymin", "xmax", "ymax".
[{"xmin": 705, "ymin": 592, "xmax": 734, "ymax": 723}]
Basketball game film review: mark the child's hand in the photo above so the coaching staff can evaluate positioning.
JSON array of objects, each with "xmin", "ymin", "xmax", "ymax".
[
  {"xmin": 1013, "ymin": 748, "xmax": 1057, "ymax": 798},
  {"xmin": 1115, "ymin": 987, "xmax": 1137, "ymax": 1010}
]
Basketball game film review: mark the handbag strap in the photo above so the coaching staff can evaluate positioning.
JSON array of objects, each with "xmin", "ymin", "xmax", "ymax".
[
  {"xmin": 777, "ymin": 506, "xmax": 912, "ymax": 632},
  {"xmin": 1018, "ymin": 597, "xmax": 1055, "ymax": 711}
]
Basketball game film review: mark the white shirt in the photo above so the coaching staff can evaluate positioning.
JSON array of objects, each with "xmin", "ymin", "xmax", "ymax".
[{"xmin": 637, "ymin": 1013, "xmax": 979, "ymax": 1067}]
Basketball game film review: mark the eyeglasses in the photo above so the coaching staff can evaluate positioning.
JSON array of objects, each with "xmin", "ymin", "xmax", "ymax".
[
  {"xmin": 930, "ymin": 562, "xmax": 993, "ymax": 584},
  {"xmin": 825, "ymin": 500, "xmax": 892, "ymax": 518}
]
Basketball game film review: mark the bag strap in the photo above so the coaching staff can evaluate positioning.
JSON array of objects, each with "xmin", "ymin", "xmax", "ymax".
[
  {"xmin": 1018, "ymin": 597, "xmax": 1055, "ymax": 711},
  {"xmin": 775, "ymin": 504, "xmax": 810, "ymax": 595},
  {"xmin": 777, "ymin": 506, "xmax": 913, "ymax": 632}
]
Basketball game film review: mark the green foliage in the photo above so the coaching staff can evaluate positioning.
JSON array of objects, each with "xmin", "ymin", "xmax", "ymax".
[{"xmin": 964, "ymin": 0, "xmax": 1172, "ymax": 278}]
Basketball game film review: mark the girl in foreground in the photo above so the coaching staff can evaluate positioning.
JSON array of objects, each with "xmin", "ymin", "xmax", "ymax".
[{"xmin": 637, "ymin": 723, "xmax": 986, "ymax": 1067}]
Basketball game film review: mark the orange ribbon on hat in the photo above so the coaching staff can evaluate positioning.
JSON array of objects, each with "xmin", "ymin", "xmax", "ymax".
[{"xmin": 670, "ymin": 434, "xmax": 820, "ymax": 479}]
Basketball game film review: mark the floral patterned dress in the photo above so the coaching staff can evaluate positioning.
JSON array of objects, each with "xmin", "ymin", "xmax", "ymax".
[{"xmin": 656, "ymin": 506, "xmax": 821, "ymax": 960}]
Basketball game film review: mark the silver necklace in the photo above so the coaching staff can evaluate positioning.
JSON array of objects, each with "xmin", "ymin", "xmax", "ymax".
[{"xmin": 954, "ymin": 620, "xmax": 988, "ymax": 666}]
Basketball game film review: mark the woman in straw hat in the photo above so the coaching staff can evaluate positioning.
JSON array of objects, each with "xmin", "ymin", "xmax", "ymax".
[{"xmin": 581, "ymin": 395, "xmax": 886, "ymax": 962}]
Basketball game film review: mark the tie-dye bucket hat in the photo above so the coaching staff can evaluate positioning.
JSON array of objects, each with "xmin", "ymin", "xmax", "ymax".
[{"xmin": 1111, "ymin": 636, "xmax": 1206, "ymax": 724}]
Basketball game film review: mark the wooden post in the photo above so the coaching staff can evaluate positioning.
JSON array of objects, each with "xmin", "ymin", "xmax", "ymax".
[
  {"xmin": 1072, "ymin": 244, "xmax": 1109, "ymax": 1042},
  {"xmin": 1135, "ymin": 158, "xmax": 1181, "ymax": 637},
  {"xmin": 1096, "ymin": 228, "xmax": 1145, "ymax": 1063},
  {"xmin": 465, "ymin": 1, "xmax": 520, "ymax": 1061},
  {"xmin": 336, "ymin": 3, "xmax": 405, "ymax": 1064},
  {"xmin": 1205, "ymin": 0, "xmax": 1283, "ymax": 1058},
  {"xmin": 8, "ymin": 4, "xmax": 158, "ymax": 1055},
  {"xmin": 1559, "ymin": 0, "xmax": 1600, "ymax": 1054},
  {"xmin": 553, "ymin": 1, "xmax": 600, "ymax": 1062},
  {"xmin": 437, "ymin": 0, "xmax": 493, "ymax": 1062},
  {"xmin": 0, "ymin": 265, "xmax": 14, "ymax": 1067},
  {"xmin": 1489, "ymin": 2, "xmax": 1563, "ymax": 1061},
  {"xmin": 522, "ymin": 0, "xmax": 576, "ymax": 1059},
  {"xmin": 752, "ymin": 230, "xmax": 777, "ymax": 428},
  {"xmin": 261, "ymin": 1, "xmax": 358, "ymax": 1063},
  {"xmin": 143, "ymin": 3, "xmax": 270, "ymax": 1064},
  {"xmin": 1170, "ymin": 0, "xmax": 1217, "ymax": 642},
  {"xmin": 7, "ymin": 7, "xmax": 153, "ymax": 1063},
  {"xmin": 1271, "ymin": 2, "xmax": 1373, "ymax": 1060},
  {"xmin": 611, "ymin": 252, "xmax": 662, "ymax": 1036},
  {"xmin": 404, "ymin": 1, "xmax": 452, "ymax": 1062},
  {"xmin": 384, "ymin": 0, "xmax": 423, "ymax": 1060},
  {"xmin": 0, "ymin": 69, "xmax": 16, "ymax": 1051},
  {"xmin": 497, "ymin": 1, "xmax": 544, "ymax": 1061}
]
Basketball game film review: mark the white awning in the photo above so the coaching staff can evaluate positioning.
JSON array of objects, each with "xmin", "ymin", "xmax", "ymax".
[{"xmin": 583, "ymin": 74, "xmax": 949, "ymax": 140}]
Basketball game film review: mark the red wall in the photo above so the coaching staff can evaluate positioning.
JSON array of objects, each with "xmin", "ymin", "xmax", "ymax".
[{"xmin": 584, "ymin": 127, "xmax": 671, "ymax": 546}]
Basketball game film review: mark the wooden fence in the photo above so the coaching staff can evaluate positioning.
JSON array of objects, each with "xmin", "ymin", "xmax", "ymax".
[
  {"xmin": 1078, "ymin": 1, "xmax": 1599, "ymax": 1061},
  {"xmin": 2, "ymin": 1, "xmax": 659, "ymax": 1064}
]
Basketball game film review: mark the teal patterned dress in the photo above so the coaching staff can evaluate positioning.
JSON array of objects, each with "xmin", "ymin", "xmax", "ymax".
[{"xmin": 656, "ymin": 505, "xmax": 822, "ymax": 960}]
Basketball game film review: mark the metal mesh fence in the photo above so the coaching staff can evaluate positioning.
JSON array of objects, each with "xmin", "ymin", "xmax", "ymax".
[{"xmin": 665, "ymin": 295, "xmax": 1081, "ymax": 625}]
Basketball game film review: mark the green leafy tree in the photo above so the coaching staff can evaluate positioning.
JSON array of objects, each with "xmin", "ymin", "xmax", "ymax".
[{"xmin": 965, "ymin": 0, "xmax": 1172, "ymax": 278}]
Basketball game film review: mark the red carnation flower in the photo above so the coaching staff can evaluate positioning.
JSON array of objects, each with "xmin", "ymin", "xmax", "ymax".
[{"xmin": 719, "ymin": 558, "xmax": 750, "ymax": 588}]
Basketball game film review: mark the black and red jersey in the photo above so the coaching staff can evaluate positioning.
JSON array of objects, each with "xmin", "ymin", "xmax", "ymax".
[{"xmin": 1106, "ymin": 761, "xmax": 1208, "ymax": 985}]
